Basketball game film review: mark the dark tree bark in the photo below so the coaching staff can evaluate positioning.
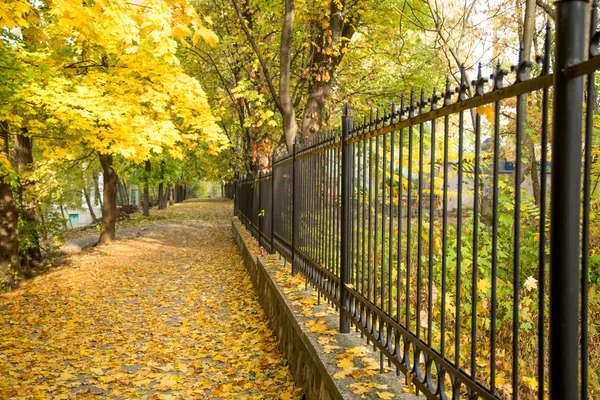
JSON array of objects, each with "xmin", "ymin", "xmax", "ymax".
[
  {"xmin": 231, "ymin": 0, "xmax": 298, "ymax": 152},
  {"xmin": 13, "ymin": 131, "xmax": 41, "ymax": 276},
  {"xmin": 93, "ymin": 172, "xmax": 102, "ymax": 208},
  {"xmin": 83, "ymin": 187, "xmax": 97, "ymax": 222},
  {"xmin": 158, "ymin": 161, "xmax": 166, "ymax": 210},
  {"xmin": 142, "ymin": 160, "xmax": 150, "ymax": 216},
  {"xmin": 168, "ymin": 184, "xmax": 174, "ymax": 206},
  {"xmin": 0, "ymin": 129, "xmax": 20, "ymax": 287},
  {"xmin": 98, "ymin": 153, "xmax": 117, "ymax": 244},
  {"xmin": 300, "ymin": 0, "xmax": 356, "ymax": 140},
  {"xmin": 175, "ymin": 184, "xmax": 181, "ymax": 203}
]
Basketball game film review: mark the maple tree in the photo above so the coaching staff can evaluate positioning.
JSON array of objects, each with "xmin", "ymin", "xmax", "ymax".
[{"xmin": 0, "ymin": 0, "xmax": 228, "ymax": 286}]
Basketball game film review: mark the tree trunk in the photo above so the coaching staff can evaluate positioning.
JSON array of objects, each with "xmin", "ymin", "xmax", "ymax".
[
  {"xmin": 59, "ymin": 200, "xmax": 69, "ymax": 230},
  {"xmin": 301, "ymin": 81, "xmax": 330, "ymax": 140},
  {"xmin": 93, "ymin": 172, "xmax": 102, "ymax": 208},
  {"xmin": 0, "ymin": 129, "xmax": 20, "ymax": 287},
  {"xmin": 98, "ymin": 153, "xmax": 117, "ymax": 244},
  {"xmin": 162, "ymin": 183, "xmax": 169, "ymax": 208},
  {"xmin": 158, "ymin": 161, "xmax": 165, "ymax": 210},
  {"xmin": 168, "ymin": 184, "xmax": 174, "ymax": 206},
  {"xmin": 83, "ymin": 187, "xmax": 97, "ymax": 222},
  {"xmin": 13, "ymin": 131, "xmax": 40, "ymax": 275},
  {"xmin": 158, "ymin": 183, "xmax": 164, "ymax": 209},
  {"xmin": 520, "ymin": 0, "xmax": 541, "ymax": 206},
  {"xmin": 174, "ymin": 184, "xmax": 179, "ymax": 203},
  {"xmin": 279, "ymin": 0, "xmax": 300, "ymax": 151},
  {"xmin": 142, "ymin": 160, "xmax": 150, "ymax": 216}
]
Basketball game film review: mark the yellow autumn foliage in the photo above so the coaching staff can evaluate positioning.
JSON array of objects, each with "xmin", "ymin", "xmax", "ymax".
[{"xmin": 2, "ymin": 0, "xmax": 227, "ymax": 165}]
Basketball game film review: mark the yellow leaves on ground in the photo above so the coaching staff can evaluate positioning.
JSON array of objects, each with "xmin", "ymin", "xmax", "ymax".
[
  {"xmin": 332, "ymin": 346, "xmax": 380, "ymax": 381},
  {"xmin": 304, "ymin": 318, "xmax": 336, "ymax": 335},
  {"xmin": 0, "ymin": 201, "xmax": 301, "ymax": 399},
  {"xmin": 349, "ymin": 381, "xmax": 389, "ymax": 396},
  {"xmin": 243, "ymin": 225, "xmax": 408, "ymax": 399}
]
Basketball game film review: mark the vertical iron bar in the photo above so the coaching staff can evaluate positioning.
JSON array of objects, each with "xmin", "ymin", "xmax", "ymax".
[
  {"xmin": 471, "ymin": 71, "xmax": 482, "ymax": 380},
  {"xmin": 362, "ymin": 125, "xmax": 367, "ymax": 300},
  {"xmin": 551, "ymin": 3, "xmax": 587, "ymax": 398},
  {"xmin": 292, "ymin": 138, "xmax": 299, "ymax": 275},
  {"xmin": 455, "ymin": 68, "xmax": 467, "ymax": 370},
  {"xmin": 582, "ymin": 4, "xmax": 597, "ymax": 399},
  {"xmin": 356, "ymin": 125, "xmax": 361, "ymax": 289},
  {"xmin": 382, "ymin": 115, "xmax": 387, "ymax": 316},
  {"xmin": 389, "ymin": 106, "xmax": 395, "ymax": 333},
  {"xmin": 258, "ymin": 171, "xmax": 263, "ymax": 248},
  {"xmin": 375, "ymin": 112, "xmax": 380, "ymax": 314},
  {"xmin": 491, "ymin": 92, "xmax": 501, "ymax": 395},
  {"xmin": 368, "ymin": 131, "xmax": 373, "ymax": 337},
  {"xmin": 428, "ymin": 90, "xmax": 438, "ymax": 347},
  {"xmin": 538, "ymin": 23, "xmax": 551, "ymax": 400},
  {"xmin": 340, "ymin": 105, "xmax": 352, "ymax": 333},
  {"xmin": 417, "ymin": 89, "xmax": 425, "ymax": 341},
  {"xmin": 397, "ymin": 94, "xmax": 405, "ymax": 331},
  {"xmin": 271, "ymin": 151, "xmax": 276, "ymax": 254},
  {"xmin": 441, "ymin": 80, "xmax": 450, "ymax": 358},
  {"xmin": 407, "ymin": 89, "xmax": 414, "ymax": 331},
  {"xmin": 513, "ymin": 48, "xmax": 525, "ymax": 399}
]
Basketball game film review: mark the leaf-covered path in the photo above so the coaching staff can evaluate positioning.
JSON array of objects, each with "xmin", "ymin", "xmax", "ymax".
[{"xmin": 0, "ymin": 200, "xmax": 301, "ymax": 399}]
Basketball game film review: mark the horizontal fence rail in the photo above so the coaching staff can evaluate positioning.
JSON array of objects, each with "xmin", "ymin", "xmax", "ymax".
[{"xmin": 233, "ymin": 8, "xmax": 598, "ymax": 400}]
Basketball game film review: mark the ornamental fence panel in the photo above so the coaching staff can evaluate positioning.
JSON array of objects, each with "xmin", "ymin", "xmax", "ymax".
[{"xmin": 234, "ymin": 5, "xmax": 597, "ymax": 399}]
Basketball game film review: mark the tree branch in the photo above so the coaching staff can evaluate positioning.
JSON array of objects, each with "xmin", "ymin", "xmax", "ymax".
[
  {"xmin": 536, "ymin": 0, "xmax": 555, "ymax": 20},
  {"xmin": 230, "ymin": 0, "xmax": 283, "ymax": 115}
]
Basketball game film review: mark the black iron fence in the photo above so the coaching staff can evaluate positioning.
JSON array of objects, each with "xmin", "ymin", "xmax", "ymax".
[{"xmin": 234, "ymin": 7, "xmax": 598, "ymax": 400}]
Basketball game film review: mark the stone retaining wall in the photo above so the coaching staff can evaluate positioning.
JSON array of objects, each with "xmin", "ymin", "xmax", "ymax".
[{"xmin": 232, "ymin": 219, "xmax": 343, "ymax": 400}]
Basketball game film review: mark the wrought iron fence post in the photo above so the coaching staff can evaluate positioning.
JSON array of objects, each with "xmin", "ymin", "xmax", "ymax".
[
  {"xmin": 258, "ymin": 171, "xmax": 262, "ymax": 248},
  {"xmin": 292, "ymin": 137, "xmax": 299, "ymax": 275},
  {"xmin": 233, "ymin": 179, "xmax": 237, "ymax": 216},
  {"xmin": 551, "ymin": 2, "xmax": 588, "ymax": 398},
  {"xmin": 340, "ymin": 104, "xmax": 351, "ymax": 334},
  {"xmin": 271, "ymin": 150, "xmax": 276, "ymax": 254}
]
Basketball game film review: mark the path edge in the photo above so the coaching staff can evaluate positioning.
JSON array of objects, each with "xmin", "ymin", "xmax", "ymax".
[{"xmin": 232, "ymin": 218, "xmax": 344, "ymax": 400}]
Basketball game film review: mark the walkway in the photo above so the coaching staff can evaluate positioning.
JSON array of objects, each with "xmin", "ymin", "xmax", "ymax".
[{"xmin": 0, "ymin": 200, "xmax": 301, "ymax": 399}]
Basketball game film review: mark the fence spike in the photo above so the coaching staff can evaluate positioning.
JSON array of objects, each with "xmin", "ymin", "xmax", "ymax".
[
  {"xmin": 431, "ymin": 87, "xmax": 441, "ymax": 110},
  {"xmin": 472, "ymin": 63, "xmax": 488, "ymax": 96},
  {"xmin": 458, "ymin": 64, "xmax": 469, "ymax": 101},
  {"xmin": 492, "ymin": 60, "xmax": 507, "ymax": 90},
  {"xmin": 444, "ymin": 77, "xmax": 452, "ymax": 106}
]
